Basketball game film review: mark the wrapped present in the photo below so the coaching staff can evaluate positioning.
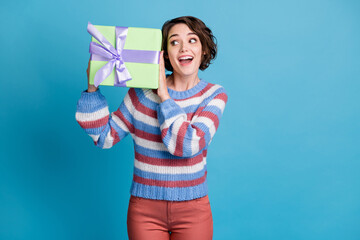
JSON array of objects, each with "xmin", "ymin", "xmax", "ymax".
[{"xmin": 87, "ymin": 22, "xmax": 161, "ymax": 89}]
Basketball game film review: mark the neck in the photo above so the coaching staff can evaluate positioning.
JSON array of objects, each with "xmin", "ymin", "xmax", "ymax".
[{"xmin": 167, "ymin": 72, "xmax": 200, "ymax": 91}]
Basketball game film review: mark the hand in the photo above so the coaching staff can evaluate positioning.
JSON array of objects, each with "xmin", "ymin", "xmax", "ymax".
[
  {"xmin": 157, "ymin": 51, "xmax": 170, "ymax": 102},
  {"xmin": 86, "ymin": 57, "xmax": 98, "ymax": 93}
]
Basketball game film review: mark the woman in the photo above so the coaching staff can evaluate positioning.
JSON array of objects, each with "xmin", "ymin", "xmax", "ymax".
[{"xmin": 76, "ymin": 16, "xmax": 228, "ymax": 240}]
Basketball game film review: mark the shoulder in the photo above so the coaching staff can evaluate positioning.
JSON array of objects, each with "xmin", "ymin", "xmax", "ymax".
[{"xmin": 201, "ymin": 81, "xmax": 228, "ymax": 103}]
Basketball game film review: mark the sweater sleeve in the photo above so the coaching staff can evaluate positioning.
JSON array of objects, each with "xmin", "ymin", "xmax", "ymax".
[
  {"xmin": 156, "ymin": 87, "xmax": 228, "ymax": 157},
  {"xmin": 75, "ymin": 89, "xmax": 134, "ymax": 149}
]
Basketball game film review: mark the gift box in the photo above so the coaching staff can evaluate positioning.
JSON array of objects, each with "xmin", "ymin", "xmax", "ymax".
[{"xmin": 87, "ymin": 22, "xmax": 162, "ymax": 89}]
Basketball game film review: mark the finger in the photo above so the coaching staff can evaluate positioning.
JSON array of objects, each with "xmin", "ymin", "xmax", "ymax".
[
  {"xmin": 160, "ymin": 51, "xmax": 165, "ymax": 76},
  {"xmin": 159, "ymin": 51, "xmax": 164, "ymax": 70}
]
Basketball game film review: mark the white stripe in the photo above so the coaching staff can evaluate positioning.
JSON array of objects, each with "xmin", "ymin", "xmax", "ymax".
[
  {"xmin": 207, "ymin": 99, "xmax": 226, "ymax": 114},
  {"xmin": 142, "ymin": 89, "xmax": 161, "ymax": 103},
  {"xmin": 102, "ymin": 131, "xmax": 114, "ymax": 149},
  {"xmin": 190, "ymin": 116, "xmax": 216, "ymax": 151},
  {"xmin": 134, "ymin": 158, "xmax": 206, "ymax": 174},
  {"xmin": 161, "ymin": 114, "xmax": 183, "ymax": 129},
  {"xmin": 89, "ymin": 134, "xmax": 100, "ymax": 142},
  {"xmin": 194, "ymin": 116, "xmax": 215, "ymax": 128},
  {"xmin": 134, "ymin": 136, "xmax": 168, "ymax": 151},
  {"xmin": 163, "ymin": 117, "xmax": 187, "ymax": 154},
  {"xmin": 206, "ymin": 111, "xmax": 217, "ymax": 147},
  {"xmin": 123, "ymin": 93, "xmax": 159, "ymax": 127},
  {"xmin": 209, "ymin": 123, "xmax": 216, "ymax": 140},
  {"xmin": 111, "ymin": 112, "xmax": 130, "ymax": 133},
  {"xmin": 190, "ymin": 129, "xmax": 200, "ymax": 155},
  {"xmin": 75, "ymin": 107, "xmax": 109, "ymax": 122}
]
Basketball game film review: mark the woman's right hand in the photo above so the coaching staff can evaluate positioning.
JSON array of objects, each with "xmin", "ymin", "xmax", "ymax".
[{"xmin": 87, "ymin": 57, "xmax": 98, "ymax": 93}]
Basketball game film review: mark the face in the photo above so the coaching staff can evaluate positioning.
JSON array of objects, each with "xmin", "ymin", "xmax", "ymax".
[{"xmin": 166, "ymin": 23, "xmax": 203, "ymax": 77}]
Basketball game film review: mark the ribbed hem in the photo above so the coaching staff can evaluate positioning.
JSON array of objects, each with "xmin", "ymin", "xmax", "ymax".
[
  {"xmin": 167, "ymin": 79, "xmax": 208, "ymax": 99},
  {"xmin": 80, "ymin": 89, "xmax": 103, "ymax": 101},
  {"xmin": 77, "ymin": 89, "xmax": 108, "ymax": 113},
  {"xmin": 130, "ymin": 180, "xmax": 209, "ymax": 201}
]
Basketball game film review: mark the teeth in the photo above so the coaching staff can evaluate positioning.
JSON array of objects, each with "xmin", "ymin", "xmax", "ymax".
[{"xmin": 179, "ymin": 56, "xmax": 193, "ymax": 60}]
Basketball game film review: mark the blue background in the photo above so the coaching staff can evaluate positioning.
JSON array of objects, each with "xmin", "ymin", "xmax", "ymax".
[{"xmin": 1, "ymin": 0, "xmax": 359, "ymax": 239}]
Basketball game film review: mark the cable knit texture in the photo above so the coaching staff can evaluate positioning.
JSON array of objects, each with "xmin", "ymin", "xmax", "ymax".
[{"xmin": 76, "ymin": 79, "xmax": 228, "ymax": 201}]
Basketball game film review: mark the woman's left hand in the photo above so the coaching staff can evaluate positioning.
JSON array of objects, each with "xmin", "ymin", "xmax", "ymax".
[{"xmin": 157, "ymin": 51, "xmax": 171, "ymax": 102}]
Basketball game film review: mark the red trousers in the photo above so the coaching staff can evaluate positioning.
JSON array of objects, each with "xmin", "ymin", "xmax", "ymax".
[{"xmin": 127, "ymin": 195, "xmax": 213, "ymax": 240}]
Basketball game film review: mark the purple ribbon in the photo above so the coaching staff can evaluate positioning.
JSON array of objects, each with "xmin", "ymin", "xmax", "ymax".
[{"xmin": 87, "ymin": 22, "xmax": 160, "ymax": 87}]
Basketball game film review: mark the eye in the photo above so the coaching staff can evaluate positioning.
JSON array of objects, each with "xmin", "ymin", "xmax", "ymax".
[
  {"xmin": 190, "ymin": 38, "xmax": 197, "ymax": 43},
  {"xmin": 170, "ymin": 40, "xmax": 179, "ymax": 46}
]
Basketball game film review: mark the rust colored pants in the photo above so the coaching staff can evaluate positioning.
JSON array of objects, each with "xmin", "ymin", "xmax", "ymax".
[{"xmin": 127, "ymin": 195, "xmax": 213, "ymax": 240}]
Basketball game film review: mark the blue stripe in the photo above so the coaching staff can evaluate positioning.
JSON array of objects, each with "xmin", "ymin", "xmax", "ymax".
[
  {"xmin": 133, "ymin": 119, "xmax": 161, "ymax": 135},
  {"xmin": 160, "ymin": 99, "xmax": 185, "ymax": 119},
  {"xmin": 135, "ymin": 89, "xmax": 159, "ymax": 110},
  {"xmin": 134, "ymin": 144, "xmax": 202, "ymax": 159},
  {"xmin": 204, "ymin": 105, "xmax": 223, "ymax": 118},
  {"xmin": 133, "ymin": 165, "xmax": 207, "ymax": 181},
  {"xmin": 117, "ymin": 101, "xmax": 134, "ymax": 127},
  {"xmin": 134, "ymin": 144, "xmax": 178, "ymax": 159},
  {"xmin": 77, "ymin": 100, "xmax": 108, "ymax": 113},
  {"xmin": 83, "ymin": 126, "xmax": 104, "ymax": 135},
  {"xmin": 109, "ymin": 118, "xmax": 129, "ymax": 140},
  {"xmin": 117, "ymin": 100, "xmax": 160, "ymax": 134},
  {"xmin": 182, "ymin": 104, "xmax": 200, "ymax": 113}
]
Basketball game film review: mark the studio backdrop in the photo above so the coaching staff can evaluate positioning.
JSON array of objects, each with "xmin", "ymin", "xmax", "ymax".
[{"xmin": 1, "ymin": 0, "xmax": 359, "ymax": 239}]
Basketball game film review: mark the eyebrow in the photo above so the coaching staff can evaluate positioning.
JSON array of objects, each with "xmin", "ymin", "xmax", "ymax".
[{"xmin": 168, "ymin": 32, "xmax": 197, "ymax": 40}]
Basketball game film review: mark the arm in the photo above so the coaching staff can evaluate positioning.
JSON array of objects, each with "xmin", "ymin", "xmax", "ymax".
[
  {"xmin": 157, "ymin": 88, "xmax": 228, "ymax": 157},
  {"xmin": 75, "ymin": 89, "xmax": 134, "ymax": 149}
]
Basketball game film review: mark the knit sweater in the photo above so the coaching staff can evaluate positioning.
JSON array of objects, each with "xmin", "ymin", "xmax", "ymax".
[{"xmin": 75, "ymin": 79, "xmax": 228, "ymax": 201}]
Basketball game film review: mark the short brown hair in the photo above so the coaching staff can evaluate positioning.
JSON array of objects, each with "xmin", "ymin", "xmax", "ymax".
[{"xmin": 161, "ymin": 16, "xmax": 217, "ymax": 72}]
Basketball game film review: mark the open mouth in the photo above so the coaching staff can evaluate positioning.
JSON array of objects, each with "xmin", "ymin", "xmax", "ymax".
[{"xmin": 178, "ymin": 56, "xmax": 193, "ymax": 65}]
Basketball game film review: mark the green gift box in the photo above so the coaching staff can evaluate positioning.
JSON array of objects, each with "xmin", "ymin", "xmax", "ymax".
[{"xmin": 88, "ymin": 23, "xmax": 162, "ymax": 89}]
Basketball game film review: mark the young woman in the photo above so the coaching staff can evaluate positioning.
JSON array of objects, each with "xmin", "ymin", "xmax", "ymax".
[{"xmin": 76, "ymin": 16, "xmax": 228, "ymax": 240}]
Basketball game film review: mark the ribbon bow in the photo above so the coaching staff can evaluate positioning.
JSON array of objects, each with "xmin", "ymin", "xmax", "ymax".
[{"xmin": 87, "ymin": 22, "xmax": 132, "ymax": 87}]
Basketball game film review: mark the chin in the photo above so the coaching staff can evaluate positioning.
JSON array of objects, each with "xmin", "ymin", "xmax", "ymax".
[{"xmin": 174, "ymin": 67, "xmax": 198, "ymax": 77}]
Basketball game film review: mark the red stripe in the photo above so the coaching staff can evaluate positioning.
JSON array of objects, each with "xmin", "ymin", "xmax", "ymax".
[
  {"xmin": 214, "ymin": 92, "xmax": 228, "ymax": 103},
  {"xmin": 77, "ymin": 116, "xmax": 108, "ymax": 129},
  {"xmin": 134, "ymin": 129, "xmax": 162, "ymax": 142},
  {"xmin": 161, "ymin": 128, "xmax": 169, "ymax": 139},
  {"xmin": 135, "ymin": 151, "xmax": 204, "ymax": 166},
  {"xmin": 203, "ymin": 149, "xmax": 208, "ymax": 157},
  {"xmin": 192, "ymin": 93, "xmax": 226, "ymax": 119},
  {"xmin": 186, "ymin": 112, "xmax": 194, "ymax": 121},
  {"xmin": 194, "ymin": 106, "xmax": 205, "ymax": 117},
  {"xmin": 113, "ymin": 109, "xmax": 134, "ymax": 133},
  {"xmin": 129, "ymin": 88, "xmax": 157, "ymax": 118},
  {"xmin": 133, "ymin": 171, "xmax": 207, "ymax": 188},
  {"xmin": 174, "ymin": 122, "xmax": 189, "ymax": 156},
  {"xmin": 200, "ymin": 111, "xmax": 220, "ymax": 129},
  {"xmin": 110, "ymin": 127, "xmax": 120, "ymax": 145},
  {"xmin": 199, "ymin": 136, "xmax": 206, "ymax": 150}
]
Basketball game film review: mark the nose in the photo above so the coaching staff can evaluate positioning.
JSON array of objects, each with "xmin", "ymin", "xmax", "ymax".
[{"xmin": 180, "ymin": 42, "xmax": 189, "ymax": 52}]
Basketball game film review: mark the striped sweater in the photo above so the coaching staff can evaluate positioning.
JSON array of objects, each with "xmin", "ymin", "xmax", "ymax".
[{"xmin": 75, "ymin": 79, "xmax": 228, "ymax": 201}]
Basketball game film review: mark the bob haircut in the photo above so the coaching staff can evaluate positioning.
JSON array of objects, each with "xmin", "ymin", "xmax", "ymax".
[{"xmin": 161, "ymin": 16, "xmax": 217, "ymax": 72}]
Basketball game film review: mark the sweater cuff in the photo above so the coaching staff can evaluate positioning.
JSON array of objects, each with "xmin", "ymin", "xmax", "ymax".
[
  {"xmin": 157, "ymin": 98, "xmax": 185, "ymax": 125},
  {"xmin": 77, "ymin": 89, "xmax": 108, "ymax": 113}
]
